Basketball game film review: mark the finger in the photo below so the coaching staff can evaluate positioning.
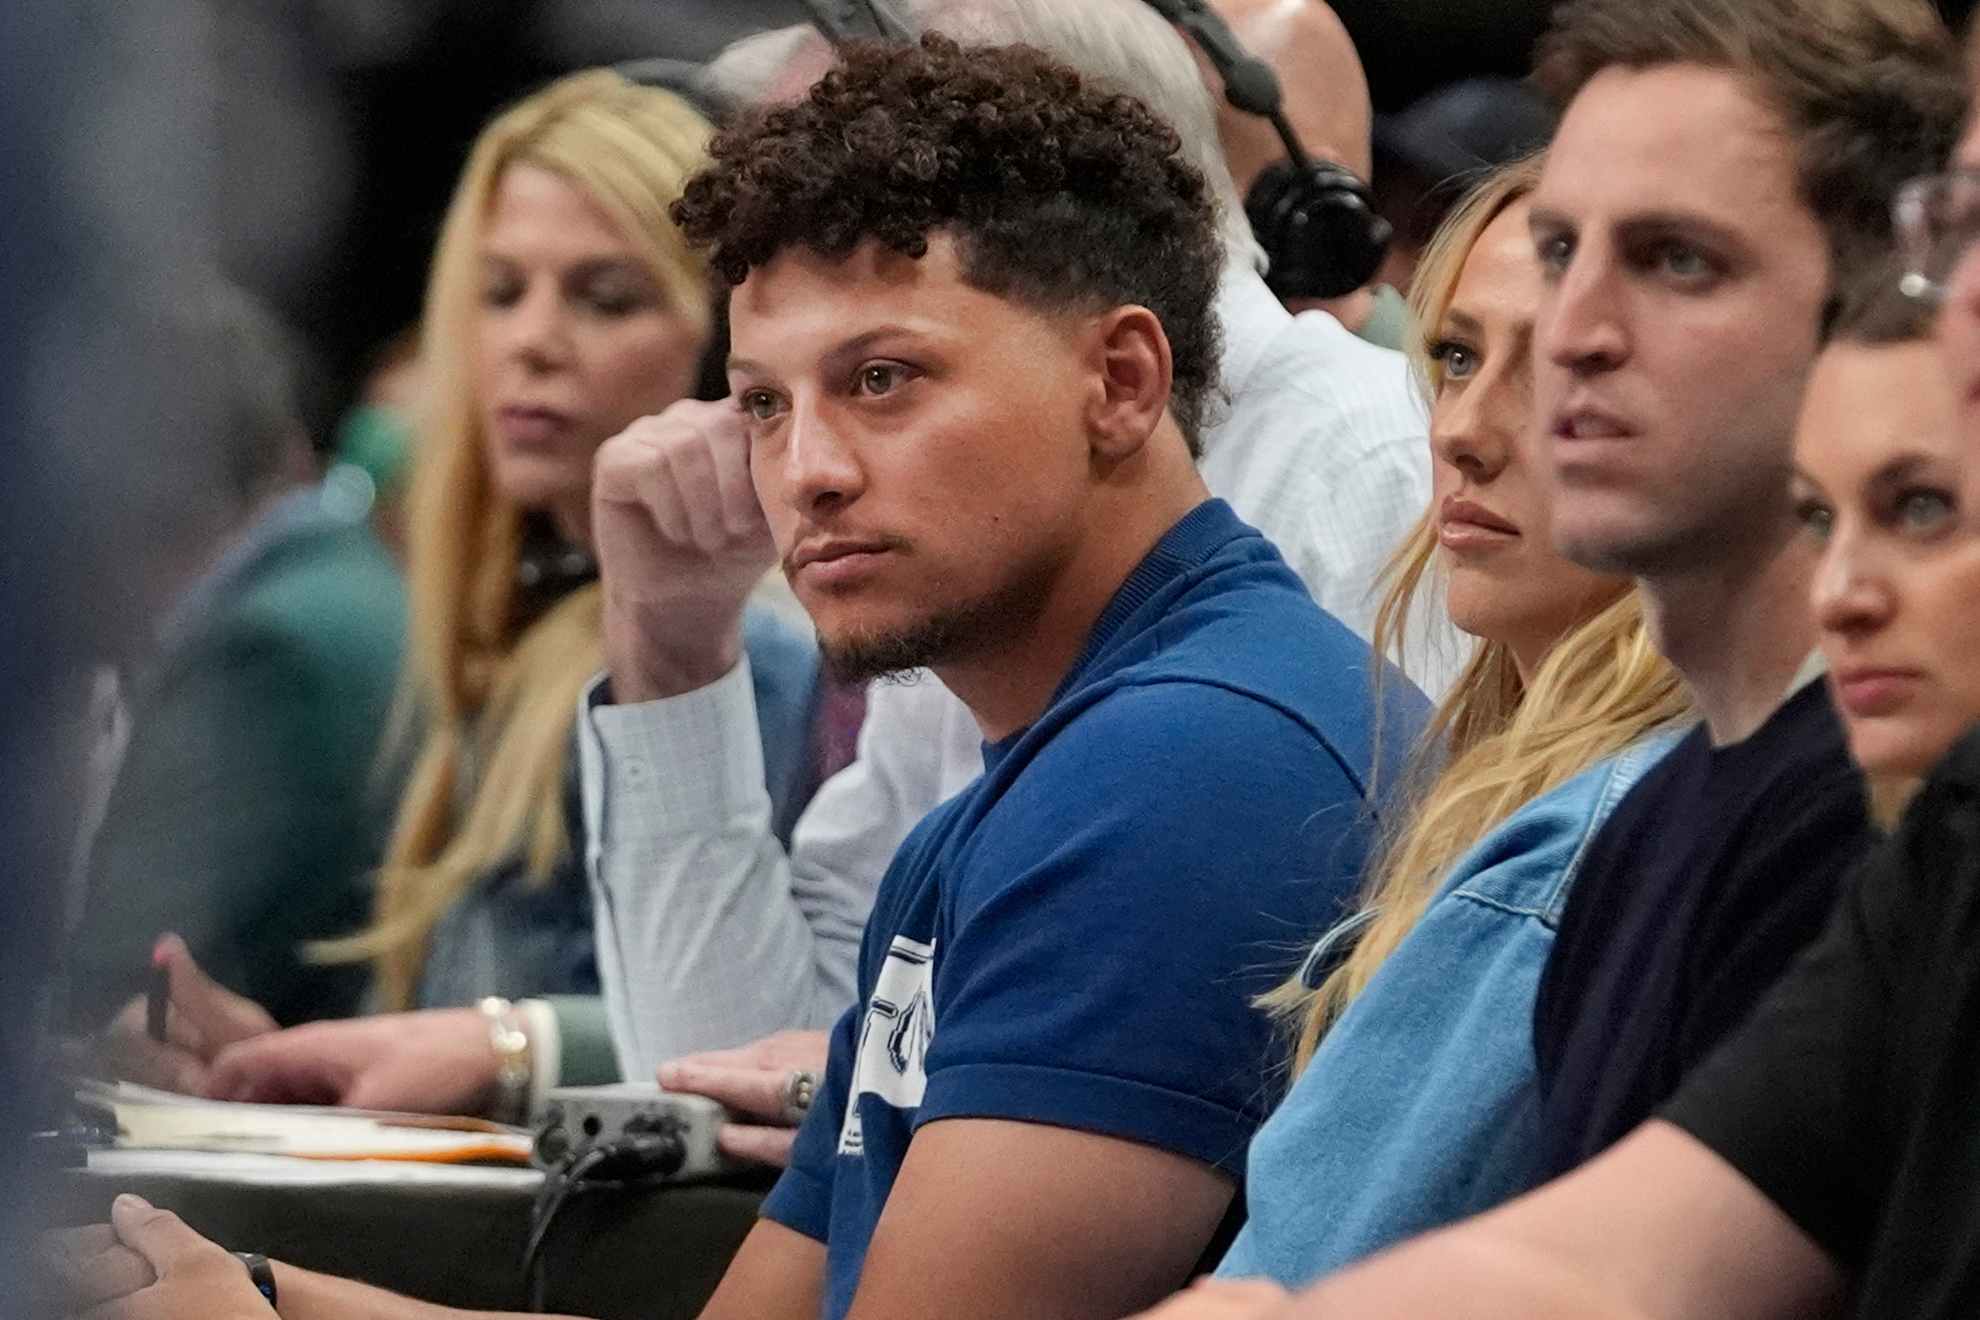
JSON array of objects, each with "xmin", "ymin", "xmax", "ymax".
[
  {"xmin": 202, "ymin": 1032, "xmax": 347, "ymax": 1105},
  {"xmin": 153, "ymin": 935, "xmax": 277, "ymax": 1051},
  {"xmin": 742, "ymin": 1029, "xmax": 832, "ymax": 1071},
  {"xmin": 658, "ymin": 401, "xmax": 766, "ymax": 551},
  {"xmin": 34, "ymin": 1226, "xmax": 158, "ymax": 1309},
  {"xmin": 107, "ymin": 1195, "xmax": 212, "ymax": 1275},
  {"xmin": 590, "ymin": 434, "xmax": 640, "ymax": 514},
  {"xmin": 658, "ymin": 1039, "xmax": 770, "ymax": 1076},
  {"xmin": 628, "ymin": 430, "xmax": 701, "ymax": 549},
  {"xmin": 706, "ymin": 416, "xmax": 772, "ymax": 542},
  {"xmin": 658, "ymin": 1062, "xmax": 792, "ymax": 1121},
  {"xmin": 48, "ymin": 1243, "xmax": 156, "ymax": 1310},
  {"xmin": 595, "ymin": 414, "xmax": 680, "ymax": 506},
  {"xmin": 39, "ymin": 1224, "xmax": 120, "ymax": 1260},
  {"xmin": 716, "ymin": 1123, "xmax": 799, "ymax": 1167},
  {"xmin": 100, "ymin": 1002, "xmax": 213, "ymax": 1095},
  {"xmin": 664, "ymin": 436, "xmax": 732, "ymax": 553}
]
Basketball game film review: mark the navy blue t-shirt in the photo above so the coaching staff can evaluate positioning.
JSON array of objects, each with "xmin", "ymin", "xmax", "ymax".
[{"xmin": 760, "ymin": 500, "xmax": 1423, "ymax": 1318}]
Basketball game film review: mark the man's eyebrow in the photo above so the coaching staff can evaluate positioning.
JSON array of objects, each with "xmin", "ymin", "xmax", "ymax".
[
  {"xmin": 1611, "ymin": 211, "xmax": 1748, "ymax": 245},
  {"xmin": 1524, "ymin": 205, "xmax": 1747, "ymax": 242},
  {"xmin": 728, "ymin": 325, "xmax": 923, "ymax": 379},
  {"xmin": 820, "ymin": 325, "xmax": 920, "ymax": 373}
]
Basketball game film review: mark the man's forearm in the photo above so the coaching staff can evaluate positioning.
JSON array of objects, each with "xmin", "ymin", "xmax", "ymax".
[
  {"xmin": 272, "ymin": 1263, "xmax": 586, "ymax": 1320},
  {"xmin": 1279, "ymin": 1228, "xmax": 1657, "ymax": 1320},
  {"xmin": 695, "ymin": 1219, "xmax": 827, "ymax": 1320},
  {"xmin": 1279, "ymin": 1123, "xmax": 1840, "ymax": 1320}
]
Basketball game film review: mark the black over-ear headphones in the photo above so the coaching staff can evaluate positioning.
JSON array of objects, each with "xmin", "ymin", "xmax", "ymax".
[
  {"xmin": 799, "ymin": 0, "xmax": 920, "ymax": 45},
  {"xmin": 1142, "ymin": 0, "xmax": 1390, "ymax": 301}
]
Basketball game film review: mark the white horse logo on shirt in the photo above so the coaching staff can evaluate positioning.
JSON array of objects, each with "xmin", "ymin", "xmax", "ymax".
[{"xmin": 838, "ymin": 935, "xmax": 936, "ymax": 1156}]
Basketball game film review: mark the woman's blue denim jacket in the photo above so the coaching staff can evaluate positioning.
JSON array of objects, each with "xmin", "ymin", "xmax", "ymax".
[{"xmin": 1216, "ymin": 731, "xmax": 1684, "ymax": 1286}]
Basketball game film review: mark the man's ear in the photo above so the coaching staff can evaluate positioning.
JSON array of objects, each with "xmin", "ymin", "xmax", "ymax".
[{"xmin": 1085, "ymin": 305, "xmax": 1174, "ymax": 462}]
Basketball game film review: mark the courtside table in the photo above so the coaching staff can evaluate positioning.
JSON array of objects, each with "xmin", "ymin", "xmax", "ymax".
[{"xmin": 51, "ymin": 1149, "xmax": 773, "ymax": 1318}]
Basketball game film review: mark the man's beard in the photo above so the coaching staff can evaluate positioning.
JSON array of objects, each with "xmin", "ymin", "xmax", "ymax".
[
  {"xmin": 813, "ymin": 555, "xmax": 1062, "ymax": 687},
  {"xmin": 821, "ymin": 609, "xmax": 981, "ymax": 685}
]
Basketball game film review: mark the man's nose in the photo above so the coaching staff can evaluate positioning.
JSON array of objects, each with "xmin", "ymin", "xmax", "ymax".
[
  {"xmin": 1539, "ymin": 246, "xmax": 1629, "ymax": 377},
  {"xmin": 781, "ymin": 395, "xmax": 865, "ymax": 514}
]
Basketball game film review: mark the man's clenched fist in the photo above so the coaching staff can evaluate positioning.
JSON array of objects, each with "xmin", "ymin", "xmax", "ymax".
[{"xmin": 592, "ymin": 399, "xmax": 779, "ymax": 703}]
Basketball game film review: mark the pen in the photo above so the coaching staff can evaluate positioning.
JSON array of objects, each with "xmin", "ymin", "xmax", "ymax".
[{"xmin": 147, "ymin": 958, "xmax": 169, "ymax": 1044}]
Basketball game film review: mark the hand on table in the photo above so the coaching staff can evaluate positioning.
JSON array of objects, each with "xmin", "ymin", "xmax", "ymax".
[
  {"xmin": 592, "ymin": 400, "xmax": 779, "ymax": 704},
  {"xmin": 656, "ymin": 1028, "xmax": 830, "ymax": 1166},
  {"xmin": 203, "ymin": 1007, "xmax": 501, "ymax": 1114},
  {"xmin": 34, "ymin": 1223, "xmax": 155, "ymax": 1315},
  {"xmin": 1125, "ymin": 1276, "xmax": 1293, "ymax": 1320},
  {"xmin": 67, "ymin": 1196, "xmax": 270, "ymax": 1320},
  {"xmin": 100, "ymin": 935, "xmax": 278, "ymax": 1096}
]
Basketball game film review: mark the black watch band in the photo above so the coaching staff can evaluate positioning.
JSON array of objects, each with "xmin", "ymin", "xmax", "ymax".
[{"xmin": 232, "ymin": 1251, "xmax": 277, "ymax": 1309}]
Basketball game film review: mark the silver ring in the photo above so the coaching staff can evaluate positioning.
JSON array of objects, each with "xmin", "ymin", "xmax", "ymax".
[{"xmin": 779, "ymin": 1068, "xmax": 820, "ymax": 1126}]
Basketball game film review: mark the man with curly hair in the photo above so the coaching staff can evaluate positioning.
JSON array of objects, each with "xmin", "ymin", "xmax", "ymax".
[
  {"xmin": 584, "ymin": 0, "xmax": 1439, "ymax": 1161},
  {"xmin": 660, "ymin": 35, "xmax": 1408, "ymax": 1320},
  {"xmin": 62, "ymin": 35, "xmax": 1417, "ymax": 1320}
]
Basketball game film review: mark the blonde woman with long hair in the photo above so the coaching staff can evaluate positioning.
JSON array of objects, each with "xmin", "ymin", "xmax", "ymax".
[
  {"xmin": 1203, "ymin": 156, "xmax": 1693, "ymax": 1288},
  {"xmin": 125, "ymin": 70, "xmax": 822, "ymax": 1118}
]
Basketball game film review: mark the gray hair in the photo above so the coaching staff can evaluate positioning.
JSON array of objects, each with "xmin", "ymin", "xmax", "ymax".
[{"xmin": 704, "ymin": 0, "xmax": 1260, "ymax": 264}]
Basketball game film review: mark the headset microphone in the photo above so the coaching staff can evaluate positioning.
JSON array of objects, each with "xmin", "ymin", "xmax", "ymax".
[
  {"xmin": 800, "ymin": 0, "xmax": 920, "ymax": 46},
  {"xmin": 1143, "ymin": 0, "xmax": 1390, "ymax": 301}
]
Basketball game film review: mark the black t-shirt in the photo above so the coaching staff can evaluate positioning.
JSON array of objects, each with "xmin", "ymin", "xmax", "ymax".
[
  {"xmin": 1532, "ymin": 680, "xmax": 1873, "ymax": 1177},
  {"xmin": 1664, "ymin": 724, "xmax": 1980, "ymax": 1319}
]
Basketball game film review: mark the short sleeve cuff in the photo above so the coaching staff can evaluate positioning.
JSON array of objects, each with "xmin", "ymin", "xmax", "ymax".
[
  {"xmin": 581, "ymin": 659, "xmax": 768, "ymax": 843},
  {"xmin": 760, "ymin": 1161, "xmax": 834, "ymax": 1244},
  {"xmin": 916, "ymin": 1062, "xmax": 1257, "ymax": 1176}
]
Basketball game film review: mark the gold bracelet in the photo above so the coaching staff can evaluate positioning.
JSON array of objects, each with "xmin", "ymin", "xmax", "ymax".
[{"xmin": 477, "ymin": 996, "xmax": 533, "ymax": 1125}]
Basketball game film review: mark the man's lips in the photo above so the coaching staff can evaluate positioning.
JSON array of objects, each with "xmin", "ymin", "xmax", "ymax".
[
  {"xmin": 1831, "ymin": 666, "xmax": 1924, "ymax": 719},
  {"xmin": 1552, "ymin": 408, "xmax": 1635, "ymax": 442},
  {"xmin": 784, "ymin": 535, "xmax": 904, "ymax": 587},
  {"xmin": 1438, "ymin": 496, "xmax": 1519, "ymax": 554}
]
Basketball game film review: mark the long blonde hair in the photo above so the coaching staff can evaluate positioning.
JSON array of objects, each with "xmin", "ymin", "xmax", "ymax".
[
  {"xmin": 1265, "ymin": 156, "xmax": 1693, "ymax": 1069},
  {"xmin": 317, "ymin": 71, "xmax": 714, "ymax": 1010}
]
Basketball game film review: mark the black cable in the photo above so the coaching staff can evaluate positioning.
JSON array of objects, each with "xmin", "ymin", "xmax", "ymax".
[
  {"xmin": 524, "ymin": 1143, "xmax": 610, "ymax": 1311},
  {"xmin": 800, "ymin": 0, "xmax": 919, "ymax": 46},
  {"xmin": 521, "ymin": 1127, "xmax": 692, "ymax": 1311},
  {"xmin": 1139, "ymin": 0, "xmax": 1293, "ymax": 124}
]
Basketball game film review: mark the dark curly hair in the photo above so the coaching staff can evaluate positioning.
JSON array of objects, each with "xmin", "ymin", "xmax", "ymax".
[{"xmin": 671, "ymin": 34, "xmax": 1224, "ymax": 453}]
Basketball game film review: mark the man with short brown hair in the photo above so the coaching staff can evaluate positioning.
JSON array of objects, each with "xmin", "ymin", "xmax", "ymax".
[{"xmin": 1518, "ymin": 0, "xmax": 1962, "ymax": 1185}]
